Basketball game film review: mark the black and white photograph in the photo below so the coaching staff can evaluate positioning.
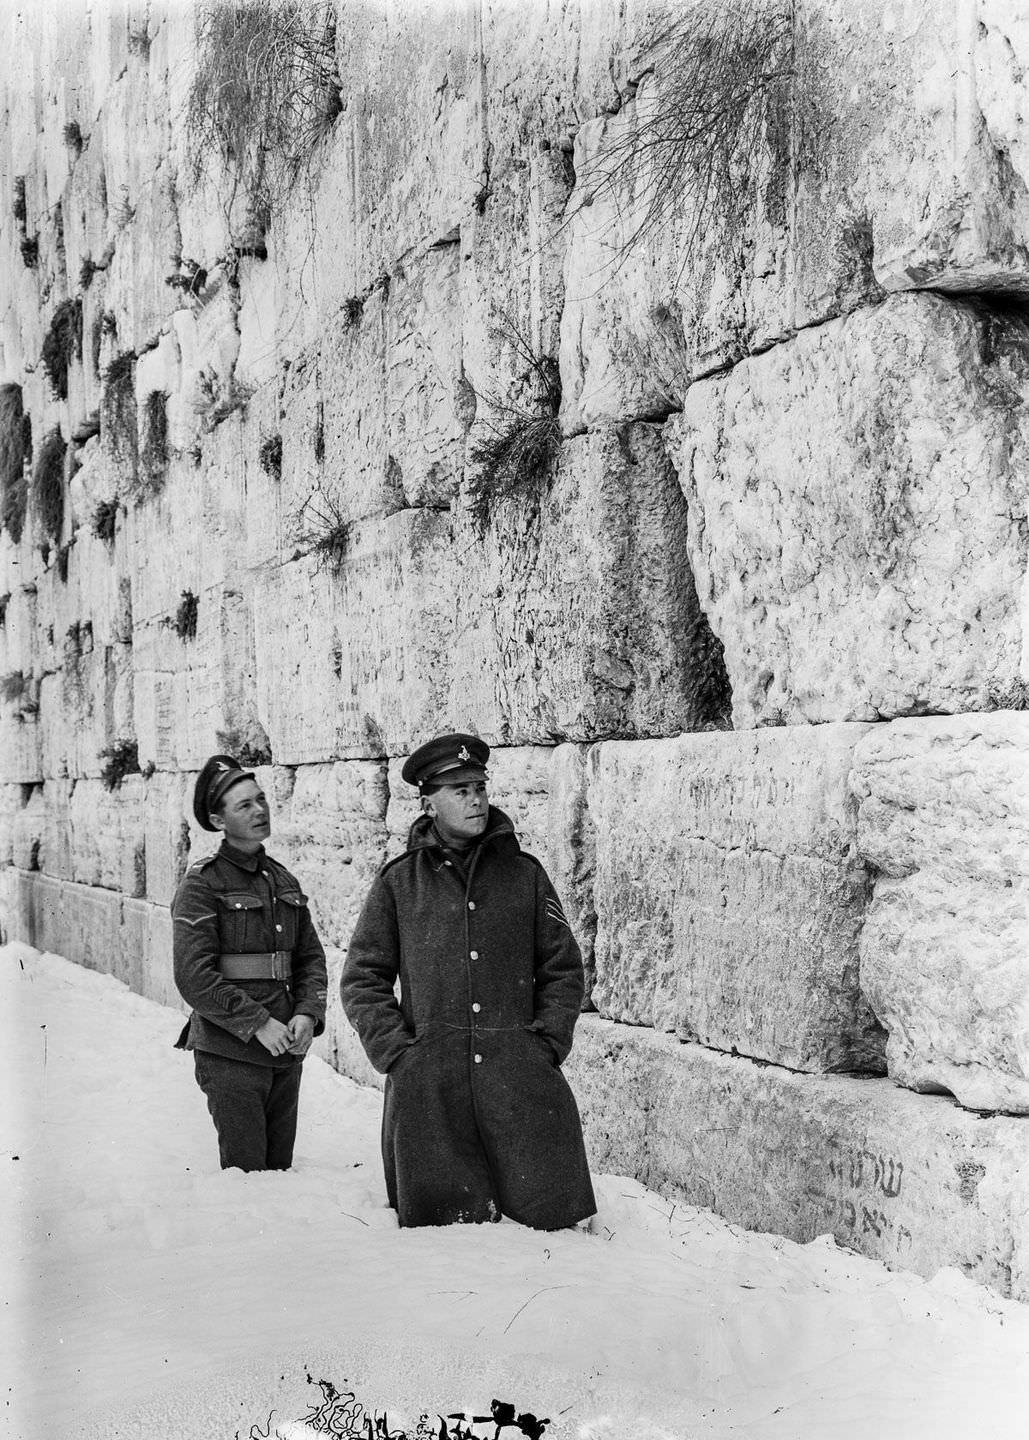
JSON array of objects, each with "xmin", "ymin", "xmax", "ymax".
[{"xmin": 2, "ymin": 0, "xmax": 1028, "ymax": 1435}]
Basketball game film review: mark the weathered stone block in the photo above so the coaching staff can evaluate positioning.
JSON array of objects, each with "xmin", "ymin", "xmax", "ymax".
[
  {"xmin": 253, "ymin": 509, "xmax": 455, "ymax": 761},
  {"xmin": 39, "ymin": 638, "xmax": 133, "ymax": 781},
  {"xmin": 0, "ymin": 712, "xmax": 41, "ymax": 785},
  {"xmin": 852, "ymin": 713, "xmax": 1029, "ymax": 1114},
  {"xmin": 666, "ymin": 293, "xmax": 1029, "ymax": 728},
  {"xmin": 567, "ymin": 1016, "xmax": 1029, "ymax": 1299},
  {"xmin": 590, "ymin": 726, "xmax": 884, "ymax": 1073},
  {"xmin": 67, "ymin": 775, "xmax": 146, "ymax": 897},
  {"xmin": 268, "ymin": 760, "xmax": 389, "ymax": 950},
  {"xmin": 561, "ymin": 0, "xmax": 1029, "ymax": 430},
  {"xmin": 454, "ymin": 423, "xmax": 730, "ymax": 742},
  {"xmin": 142, "ymin": 770, "xmax": 193, "ymax": 908}
]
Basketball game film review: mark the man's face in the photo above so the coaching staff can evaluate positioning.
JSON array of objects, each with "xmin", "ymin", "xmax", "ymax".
[
  {"xmin": 212, "ymin": 778, "xmax": 271, "ymax": 852},
  {"xmin": 424, "ymin": 779, "xmax": 488, "ymax": 845}
]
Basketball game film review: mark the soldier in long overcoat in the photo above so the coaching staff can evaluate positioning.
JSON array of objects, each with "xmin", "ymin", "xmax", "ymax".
[
  {"xmin": 173, "ymin": 755, "xmax": 328, "ymax": 1171},
  {"xmin": 341, "ymin": 733, "xmax": 596, "ymax": 1229}
]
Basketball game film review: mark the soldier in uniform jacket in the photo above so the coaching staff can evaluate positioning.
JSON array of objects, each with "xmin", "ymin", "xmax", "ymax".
[{"xmin": 173, "ymin": 755, "xmax": 328, "ymax": 1171}]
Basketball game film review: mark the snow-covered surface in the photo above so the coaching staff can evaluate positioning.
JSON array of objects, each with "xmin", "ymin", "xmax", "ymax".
[{"xmin": 4, "ymin": 945, "xmax": 1028, "ymax": 1440}]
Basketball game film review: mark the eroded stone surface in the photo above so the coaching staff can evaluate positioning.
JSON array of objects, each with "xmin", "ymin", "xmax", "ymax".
[
  {"xmin": 590, "ymin": 726, "xmax": 884, "ymax": 1072},
  {"xmin": 253, "ymin": 508, "xmax": 455, "ymax": 762},
  {"xmin": 853, "ymin": 713, "xmax": 1029, "ymax": 1113},
  {"xmin": 567, "ymin": 1015, "xmax": 1028, "ymax": 1299},
  {"xmin": 454, "ymin": 423, "xmax": 730, "ymax": 743},
  {"xmin": 666, "ymin": 293, "xmax": 1029, "ymax": 728}
]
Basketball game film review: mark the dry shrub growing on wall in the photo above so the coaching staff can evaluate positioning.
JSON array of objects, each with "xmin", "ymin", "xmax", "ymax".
[
  {"xmin": 102, "ymin": 351, "xmax": 138, "ymax": 483},
  {"xmin": 99, "ymin": 739, "xmax": 140, "ymax": 791},
  {"xmin": 92, "ymin": 499, "xmax": 119, "ymax": 544},
  {"xmin": 41, "ymin": 299, "xmax": 84, "ymax": 400},
  {"xmin": 33, "ymin": 431, "xmax": 67, "ymax": 546},
  {"xmin": 140, "ymin": 391, "xmax": 170, "ymax": 493},
  {"xmin": 586, "ymin": 0, "xmax": 792, "ymax": 263},
  {"xmin": 467, "ymin": 320, "xmax": 563, "ymax": 532},
  {"xmin": 0, "ymin": 385, "xmax": 32, "ymax": 543},
  {"xmin": 258, "ymin": 433, "xmax": 283, "ymax": 479},
  {"xmin": 292, "ymin": 491, "xmax": 350, "ymax": 572},
  {"xmin": 186, "ymin": 0, "xmax": 342, "ymax": 219}
]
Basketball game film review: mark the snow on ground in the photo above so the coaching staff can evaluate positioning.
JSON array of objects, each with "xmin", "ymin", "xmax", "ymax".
[{"xmin": 3, "ymin": 945, "xmax": 1028, "ymax": 1440}]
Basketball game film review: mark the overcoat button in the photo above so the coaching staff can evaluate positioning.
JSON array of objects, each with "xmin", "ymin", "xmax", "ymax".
[
  {"xmin": 472, "ymin": 1003, "xmax": 481, "ymax": 1013},
  {"xmin": 470, "ymin": 950, "xmax": 478, "ymax": 960},
  {"xmin": 275, "ymin": 924, "xmax": 283, "ymax": 933},
  {"xmin": 468, "ymin": 901, "xmax": 476, "ymax": 910},
  {"xmin": 474, "ymin": 1054, "xmax": 482, "ymax": 1064}
]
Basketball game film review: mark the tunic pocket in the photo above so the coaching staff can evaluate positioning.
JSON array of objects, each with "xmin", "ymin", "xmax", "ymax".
[{"xmin": 216, "ymin": 892, "xmax": 265, "ymax": 951}]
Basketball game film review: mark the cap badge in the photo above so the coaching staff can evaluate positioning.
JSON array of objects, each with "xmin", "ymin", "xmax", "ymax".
[{"xmin": 458, "ymin": 745, "xmax": 471, "ymax": 762}]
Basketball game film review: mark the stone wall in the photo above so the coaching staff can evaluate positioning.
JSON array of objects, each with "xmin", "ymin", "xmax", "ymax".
[{"xmin": 1, "ymin": 0, "xmax": 1027, "ymax": 1297}]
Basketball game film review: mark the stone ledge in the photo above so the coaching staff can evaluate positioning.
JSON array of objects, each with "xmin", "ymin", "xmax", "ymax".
[{"xmin": 566, "ymin": 1016, "xmax": 1028, "ymax": 1300}]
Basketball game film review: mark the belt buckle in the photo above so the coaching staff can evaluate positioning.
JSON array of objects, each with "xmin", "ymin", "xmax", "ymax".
[{"xmin": 273, "ymin": 951, "xmax": 290, "ymax": 982}]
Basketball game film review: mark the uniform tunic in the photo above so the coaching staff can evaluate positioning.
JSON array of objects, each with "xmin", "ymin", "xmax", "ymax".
[
  {"xmin": 341, "ymin": 808, "xmax": 596, "ymax": 1229},
  {"xmin": 172, "ymin": 841, "xmax": 327, "ymax": 1067}
]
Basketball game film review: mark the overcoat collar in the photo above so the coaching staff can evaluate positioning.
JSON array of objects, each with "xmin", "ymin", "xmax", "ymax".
[{"xmin": 405, "ymin": 806, "xmax": 518, "ymax": 860}]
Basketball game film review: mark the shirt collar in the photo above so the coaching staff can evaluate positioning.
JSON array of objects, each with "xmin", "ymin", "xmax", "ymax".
[{"xmin": 219, "ymin": 840, "xmax": 265, "ymax": 872}]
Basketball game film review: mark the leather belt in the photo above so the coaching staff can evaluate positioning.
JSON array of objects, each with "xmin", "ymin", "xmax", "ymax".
[{"xmin": 217, "ymin": 951, "xmax": 293, "ymax": 981}]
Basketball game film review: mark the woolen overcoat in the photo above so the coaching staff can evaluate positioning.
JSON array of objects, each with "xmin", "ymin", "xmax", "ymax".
[{"xmin": 340, "ymin": 808, "xmax": 596, "ymax": 1229}]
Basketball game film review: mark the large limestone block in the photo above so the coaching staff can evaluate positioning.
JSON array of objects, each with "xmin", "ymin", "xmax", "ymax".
[
  {"xmin": 10, "ymin": 783, "xmax": 45, "ymax": 873},
  {"xmin": 560, "ymin": 0, "xmax": 1029, "ymax": 430},
  {"xmin": 142, "ymin": 770, "xmax": 192, "ymax": 907},
  {"xmin": 666, "ymin": 292, "xmax": 1029, "ymax": 728},
  {"xmin": 254, "ymin": 509, "xmax": 455, "ymax": 762},
  {"xmin": 0, "ymin": 712, "xmax": 41, "ymax": 785},
  {"xmin": 67, "ymin": 775, "xmax": 146, "ymax": 898},
  {"xmin": 560, "ymin": 68, "xmax": 794, "ymax": 430},
  {"xmin": 332, "ymin": 1, "xmax": 485, "ymax": 289},
  {"xmin": 852, "ymin": 713, "xmax": 1029, "ymax": 1114},
  {"xmin": 567, "ymin": 1016, "xmax": 1029, "ymax": 1299},
  {"xmin": 268, "ymin": 760, "xmax": 389, "ymax": 950},
  {"xmin": 462, "ymin": 148, "xmax": 572, "ymax": 410},
  {"xmin": 591, "ymin": 726, "xmax": 885, "ymax": 1073},
  {"xmin": 25, "ymin": 874, "xmax": 124, "ymax": 977},
  {"xmin": 40, "ymin": 638, "xmax": 133, "ymax": 781},
  {"xmin": 306, "ymin": 245, "xmax": 466, "ymax": 526},
  {"xmin": 454, "ymin": 423, "xmax": 730, "ymax": 743}
]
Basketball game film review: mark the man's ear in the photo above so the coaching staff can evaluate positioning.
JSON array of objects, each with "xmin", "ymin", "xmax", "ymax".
[
  {"xmin": 210, "ymin": 811, "xmax": 225, "ymax": 832},
  {"xmin": 420, "ymin": 795, "xmax": 435, "ymax": 817}
]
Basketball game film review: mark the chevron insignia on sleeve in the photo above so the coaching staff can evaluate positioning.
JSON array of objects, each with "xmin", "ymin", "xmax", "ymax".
[{"xmin": 545, "ymin": 897, "xmax": 570, "ymax": 929}]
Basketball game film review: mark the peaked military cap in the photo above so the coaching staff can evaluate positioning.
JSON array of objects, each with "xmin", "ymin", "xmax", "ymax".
[
  {"xmin": 193, "ymin": 754, "xmax": 256, "ymax": 831},
  {"xmin": 401, "ymin": 732, "xmax": 490, "ymax": 791}
]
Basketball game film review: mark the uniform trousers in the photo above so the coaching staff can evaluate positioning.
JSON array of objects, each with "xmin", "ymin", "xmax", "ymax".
[{"xmin": 194, "ymin": 1050, "xmax": 303, "ymax": 1171}]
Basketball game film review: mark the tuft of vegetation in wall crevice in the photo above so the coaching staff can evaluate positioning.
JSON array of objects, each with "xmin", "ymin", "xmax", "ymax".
[
  {"xmin": 32, "ymin": 431, "xmax": 67, "ymax": 547},
  {"xmin": 139, "ymin": 391, "xmax": 170, "ymax": 494},
  {"xmin": 0, "ymin": 385, "xmax": 32, "ymax": 543},
  {"xmin": 186, "ymin": 0, "xmax": 343, "ymax": 220},
  {"xmin": 215, "ymin": 725, "xmax": 273, "ymax": 768},
  {"xmin": 292, "ymin": 490, "xmax": 351, "ymax": 573},
  {"xmin": 101, "ymin": 350, "xmax": 138, "ymax": 486},
  {"xmin": 92, "ymin": 498, "xmax": 119, "ymax": 544},
  {"xmin": 99, "ymin": 739, "xmax": 140, "ymax": 790},
  {"xmin": 259, "ymin": 433, "xmax": 283, "ymax": 480},
  {"xmin": 465, "ymin": 318, "xmax": 563, "ymax": 533},
  {"xmin": 168, "ymin": 590, "xmax": 199, "ymax": 641},
  {"xmin": 41, "ymin": 298, "xmax": 84, "ymax": 400}
]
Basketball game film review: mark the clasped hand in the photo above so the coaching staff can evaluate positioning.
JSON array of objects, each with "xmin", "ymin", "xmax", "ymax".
[{"xmin": 255, "ymin": 1013, "xmax": 315, "ymax": 1056}]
